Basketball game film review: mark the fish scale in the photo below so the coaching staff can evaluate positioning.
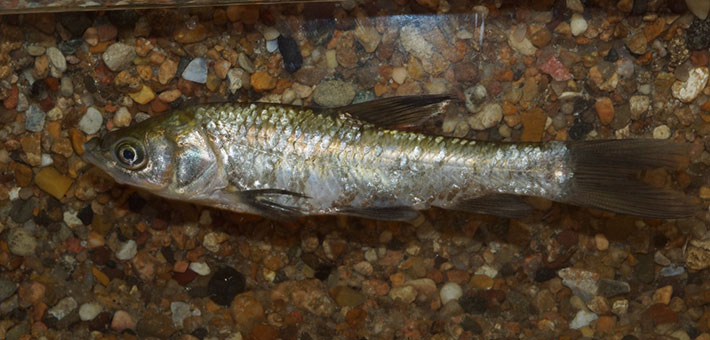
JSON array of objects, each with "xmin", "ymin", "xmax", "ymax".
[
  {"xmin": 191, "ymin": 102, "xmax": 567, "ymax": 215},
  {"xmin": 83, "ymin": 95, "xmax": 694, "ymax": 220}
]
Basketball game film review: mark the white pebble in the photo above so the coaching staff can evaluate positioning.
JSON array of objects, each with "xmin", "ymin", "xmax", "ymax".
[
  {"xmin": 266, "ymin": 39, "xmax": 279, "ymax": 53},
  {"xmin": 112, "ymin": 107, "xmax": 132, "ymax": 128},
  {"xmin": 569, "ymin": 310, "xmax": 598, "ymax": 329},
  {"xmin": 40, "ymin": 154, "xmax": 53, "ymax": 167},
  {"xmin": 79, "ymin": 302, "xmax": 103, "ymax": 321},
  {"xmin": 79, "ymin": 107, "xmax": 103, "ymax": 135},
  {"xmin": 653, "ymin": 125, "xmax": 671, "ymax": 139},
  {"xmin": 46, "ymin": 107, "xmax": 64, "ymax": 121},
  {"xmin": 49, "ymin": 297, "xmax": 78, "ymax": 320},
  {"xmin": 116, "ymin": 240, "xmax": 137, "ymax": 260},
  {"xmin": 189, "ymin": 262, "xmax": 211, "ymax": 276},
  {"xmin": 392, "ymin": 67, "xmax": 408, "ymax": 85},
  {"xmin": 439, "ymin": 282, "xmax": 463, "ymax": 305},
  {"xmin": 570, "ymin": 14, "xmax": 588, "ymax": 37}
]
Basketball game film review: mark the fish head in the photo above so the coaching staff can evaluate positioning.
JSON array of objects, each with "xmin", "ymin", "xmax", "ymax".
[{"xmin": 82, "ymin": 115, "xmax": 176, "ymax": 192}]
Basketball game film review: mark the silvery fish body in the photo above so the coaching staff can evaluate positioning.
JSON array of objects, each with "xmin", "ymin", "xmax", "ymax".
[{"xmin": 82, "ymin": 96, "xmax": 693, "ymax": 220}]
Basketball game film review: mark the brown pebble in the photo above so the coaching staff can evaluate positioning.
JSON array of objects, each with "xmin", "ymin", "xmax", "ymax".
[
  {"xmin": 595, "ymin": 97, "xmax": 615, "ymax": 125},
  {"xmin": 174, "ymin": 24, "xmax": 208, "ymax": 44},
  {"xmin": 643, "ymin": 303, "xmax": 678, "ymax": 326},
  {"xmin": 251, "ymin": 324, "xmax": 278, "ymax": 340},
  {"xmin": 251, "ymin": 71, "xmax": 277, "ymax": 91},
  {"xmin": 520, "ymin": 109, "xmax": 546, "ymax": 142}
]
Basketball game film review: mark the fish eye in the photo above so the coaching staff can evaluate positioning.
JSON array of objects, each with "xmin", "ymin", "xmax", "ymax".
[{"xmin": 114, "ymin": 138, "xmax": 146, "ymax": 169}]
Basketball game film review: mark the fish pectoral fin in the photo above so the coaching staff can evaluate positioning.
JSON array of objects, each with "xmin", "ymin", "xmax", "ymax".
[
  {"xmin": 238, "ymin": 189, "xmax": 309, "ymax": 221},
  {"xmin": 450, "ymin": 194, "xmax": 533, "ymax": 219},
  {"xmin": 337, "ymin": 206, "xmax": 421, "ymax": 221},
  {"xmin": 332, "ymin": 95, "xmax": 452, "ymax": 128}
]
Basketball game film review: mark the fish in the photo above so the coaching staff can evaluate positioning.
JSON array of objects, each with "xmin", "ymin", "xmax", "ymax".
[{"xmin": 82, "ymin": 95, "xmax": 695, "ymax": 221}]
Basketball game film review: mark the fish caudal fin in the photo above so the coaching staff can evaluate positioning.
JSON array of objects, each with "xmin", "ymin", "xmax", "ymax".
[{"xmin": 564, "ymin": 139, "xmax": 695, "ymax": 219}]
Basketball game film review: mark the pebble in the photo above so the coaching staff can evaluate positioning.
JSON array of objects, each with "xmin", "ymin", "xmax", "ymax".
[
  {"xmin": 653, "ymin": 125, "xmax": 671, "ymax": 139},
  {"xmin": 330, "ymin": 285, "xmax": 366, "ymax": 307},
  {"xmin": 261, "ymin": 26, "xmax": 280, "ymax": 40},
  {"xmin": 653, "ymin": 285, "xmax": 673, "ymax": 305},
  {"xmin": 214, "ymin": 60, "xmax": 231, "ymax": 80},
  {"xmin": 116, "ymin": 240, "xmax": 138, "ymax": 260},
  {"xmin": 79, "ymin": 107, "xmax": 103, "ymax": 134},
  {"xmin": 159, "ymin": 59, "xmax": 178, "ymax": 85},
  {"xmin": 113, "ymin": 107, "xmax": 132, "ymax": 127},
  {"xmin": 182, "ymin": 58, "xmax": 208, "ymax": 84},
  {"xmin": 400, "ymin": 25, "xmax": 433, "ymax": 61},
  {"xmin": 237, "ymin": 53, "xmax": 255, "ymax": 73},
  {"xmin": 278, "ymin": 36, "xmax": 303, "ymax": 73},
  {"xmin": 59, "ymin": 76, "xmax": 74, "ymax": 97},
  {"xmin": 102, "ymin": 43, "xmax": 136, "ymax": 72},
  {"xmin": 48, "ymin": 296, "xmax": 77, "ymax": 320},
  {"xmin": 354, "ymin": 21, "xmax": 381, "ymax": 53},
  {"xmin": 8, "ymin": 228, "xmax": 37, "ymax": 257},
  {"xmin": 128, "ymin": 84, "xmax": 156, "ymax": 105},
  {"xmin": 227, "ymin": 68, "xmax": 250, "ymax": 93},
  {"xmin": 392, "ymin": 67, "xmax": 408, "ymax": 84},
  {"xmin": 79, "ymin": 302, "xmax": 103, "ymax": 321},
  {"xmin": 174, "ymin": 23, "xmax": 208, "ymax": 44},
  {"xmin": 566, "ymin": 0, "xmax": 584, "ymax": 12},
  {"xmin": 251, "ymin": 71, "xmax": 277, "ymax": 91},
  {"xmin": 313, "ymin": 80, "xmax": 356, "ymax": 107},
  {"xmin": 0, "ymin": 279, "xmax": 18, "ymax": 301},
  {"xmin": 266, "ymin": 39, "xmax": 279, "ymax": 53},
  {"xmin": 111, "ymin": 310, "xmax": 136, "ymax": 332},
  {"xmin": 594, "ymin": 97, "xmax": 615, "ymax": 125},
  {"xmin": 672, "ymin": 66, "xmax": 709, "ymax": 103},
  {"xmin": 594, "ymin": 234, "xmax": 609, "ymax": 251},
  {"xmin": 508, "ymin": 24, "xmax": 537, "ymax": 56},
  {"xmin": 558, "ymin": 268, "xmax": 599, "ymax": 301},
  {"xmin": 170, "ymin": 301, "xmax": 192, "ymax": 327},
  {"xmin": 25, "ymin": 105, "xmax": 46, "ymax": 132},
  {"xmin": 687, "ymin": 0, "xmax": 710, "ymax": 19},
  {"xmin": 46, "ymin": 47, "xmax": 67, "ymax": 77},
  {"xmin": 629, "ymin": 95, "xmax": 649, "ymax": 118},
  {"xmin": 570, "ymin": 14, "xmax": 588, "ymax": 36},
  {"xmin": 389, "ymin": 285, "xmax": 417, "ymax": 304},
  {"xmin": 189, "ymin": 262, "xmax": 211, "ymax": 276},
  {"xmin": 468, "ymin": 103, "xmax": 502, "ymax": 130},
  {"xmin": 440, "ymin": 282, "xmax": 463, "ymax": 305},
  {"xmin": 35, "ymin": 167, "xmax": 73, "ymax": 200},
  {"xmin": 539, "ymin": 54, "xmax": 572, "ymax": 81},
  {"xmin": 209, "ymin": 266, "xmax": 246, "ymax": 306},
  {"xmin": 569, "ymin": 310, "xmax": 598, "ymax": 329},
  {"xmin": 27, "ymin": 45, "xmax": 46, "ymax": 56}
]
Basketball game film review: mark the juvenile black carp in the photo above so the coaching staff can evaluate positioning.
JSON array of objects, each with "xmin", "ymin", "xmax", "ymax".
[{"xmin": 82, "ymin": 95, "xmax": 694, "ymax": 220}]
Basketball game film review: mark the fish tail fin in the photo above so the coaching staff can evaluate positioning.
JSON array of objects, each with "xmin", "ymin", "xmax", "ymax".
[{"xmin": 563, "ymin": 139, "xmax": 695, "ymax": 219}]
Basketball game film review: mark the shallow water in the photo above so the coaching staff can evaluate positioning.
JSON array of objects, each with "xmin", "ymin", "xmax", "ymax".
[{"xmin": 0, "ymin": 1, "xmax": 709, "ymax": 339}]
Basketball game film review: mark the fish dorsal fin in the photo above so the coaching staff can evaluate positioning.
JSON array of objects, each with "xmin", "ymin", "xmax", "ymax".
[{"xmin": 328, "ymin": 94, "xmax": 452, "ymax": 128}]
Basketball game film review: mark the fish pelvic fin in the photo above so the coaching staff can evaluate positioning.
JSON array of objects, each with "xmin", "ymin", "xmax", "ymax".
[
  {"xmin": 334, "ymin": 94, "xmax": 452, "ymax": 128},
  {"xmin": 563, "ymin": 139, "xmax": 695, "ymax": 219}
]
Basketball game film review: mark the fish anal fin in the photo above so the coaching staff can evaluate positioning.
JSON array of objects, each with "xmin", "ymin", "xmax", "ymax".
[
  {"xmin": 450, "ymin": 193, "xmax": 533, "ymax": 219},
  {"xmin": 334, "ymin": 95, "xmax": 452, "ymax": 128},
  {"xmin": 338, "ymin": 206, "xmax": 421, "ymax": 221}
]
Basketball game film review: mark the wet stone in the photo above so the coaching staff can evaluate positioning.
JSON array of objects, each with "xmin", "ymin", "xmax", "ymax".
[
  {"xmin": 10, "ymin": 199, "xmax": 36, "ymax": 224},
  {"xmin": 597, "ymin": 278, "xmax": 631, "ymax": 298},
  {"xmin": 49, "ymin": 296, "xmax": 77, "ymax": 320},
  {"xmin": 687, "ymin": 19, "xmax": 710, "ymax": 50},
  {"xmin": 25, "ymin": 105, "xmax": 46, "ymax": 132},
  {"xmin": 79, "ymin": 107, "xmax": 103, "ymax": 135},
  {"xmin": 208, "ymin": 266, "xmax": 246, "ymax": 306},
  {"xmin": 182, "ymin": 58, "xmax": 208, "ymax": 84},
  {"xmin": 278, "ymin": 36, "xmax": 303, "ymax": 73},
  {"xmin": 313, "ymin": 80, "xmax": 355, "ymax": 107},
  {"xmin": 0, "ymin": 279, "xmax": 18, "ymax": 301},
  {"xmin": 634, "ymin": 253, "xmax": 655, "ymax": 284},
  {"xmin": 460, "ymin": 295, "xmax": 487, "ymax": 314},
  {"xmin": 102, "ymin": 43, "xmax": 136, "ymax": 72}
]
